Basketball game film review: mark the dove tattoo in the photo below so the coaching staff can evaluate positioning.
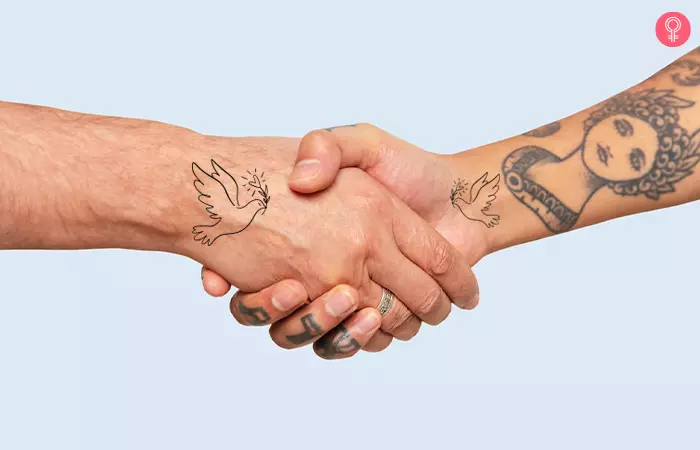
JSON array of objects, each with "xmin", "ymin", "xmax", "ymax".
[
  {"xmin": 192, "ymin": 160, "xmax": 270, "ymax": 246},
  {"xmin": 450, "ymin": 173, "xmax": 501, "ymax": 228}
]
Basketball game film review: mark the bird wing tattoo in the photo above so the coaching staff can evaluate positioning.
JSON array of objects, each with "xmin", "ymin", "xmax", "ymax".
[
  {"xmin": 470, "ymin": 172, "xmax": 500, "ymax": 212},
  {"xmin": 451, "ymin": 172, "xmax": 501, "ymax": 228},
  {"xmin": 192, "ymin": 160, "xmax": 269, "ymax": 246}
]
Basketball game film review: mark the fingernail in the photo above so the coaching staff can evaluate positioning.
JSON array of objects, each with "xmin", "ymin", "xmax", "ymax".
[
  {"xmin": 272, "ymin": 284, "xmax": 303, "ymax": 311},
  {"xmin": 290, "ymin": 159, "xmax": 321, "ymax": 181},
  {"xmin": 325, "ymin": 289, "xmax": 355, "ymax": 317},
  {"xmin": 470, "ymin": 293, "xmax": 480, "ymax": 308},
  {"xmin": 201, "ymin": 267, "xmax": 204, "ymax": 280},
  {"xmin": 354, "ymin": 312, "xmax": 381, "ymax": 334}
]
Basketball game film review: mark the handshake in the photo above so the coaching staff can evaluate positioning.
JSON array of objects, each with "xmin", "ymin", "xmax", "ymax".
[
  {"xmin": 3, "ymin": 46, "xmax": 699, "ymax": 360},
  {"xmin": 193, "ymin": 124, "xmax": 490, "ymax": 360}
]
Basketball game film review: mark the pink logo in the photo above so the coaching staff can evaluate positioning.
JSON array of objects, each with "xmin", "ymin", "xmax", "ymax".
[{"xmin": 656, "ymin": 12, "xmax": 691, "ymax": 47}]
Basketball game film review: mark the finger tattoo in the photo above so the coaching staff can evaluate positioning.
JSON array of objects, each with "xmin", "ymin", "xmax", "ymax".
[
  {"xmin": 286, "ymin": 314, "xmax": 324, "ymax": 345},
  {"xmin": 315, "ymin": 325, "xmax": 361, "ymax": 359},
  {"xmin": 238, "ymin": 300, "xmax": 271, "ymax": 325}
]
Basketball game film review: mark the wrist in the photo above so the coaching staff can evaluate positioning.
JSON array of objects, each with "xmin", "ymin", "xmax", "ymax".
[
  {"xmin": 170, "ymin": 135, "xmax": 300, "ymax": 263},
  {"xmin": 442, "ymin": 138, "xmax": 548, "ymax": 255}
]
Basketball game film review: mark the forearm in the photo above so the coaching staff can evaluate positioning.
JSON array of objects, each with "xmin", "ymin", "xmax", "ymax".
[
  {"xmin": 446, "ymin": 46, "xmax": 700, "ymax": 254},
  {"xmin": 0, "ymin": 102, "xmax": 203, "ymax": 252}
]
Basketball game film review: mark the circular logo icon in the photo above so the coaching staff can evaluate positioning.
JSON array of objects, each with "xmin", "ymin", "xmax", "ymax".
[{"xmin": 656, "ymin": 12, "xmax": 691, "ymax": 47}]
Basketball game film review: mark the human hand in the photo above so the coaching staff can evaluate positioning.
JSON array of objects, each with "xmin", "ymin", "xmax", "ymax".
[
  {"xmin": 201, "ymin": 126, "xmax": 491, "ymax": 357},
  {"xmin": 184, "ymin": 136, "xmax": 478, "ymax": 358},
  {"xmin": 204, "ymin": 125, "xmax": 492, "ymax": 285},
  {"xmin": 285, "ymin": 124, "xmax": 494, "ymax": 264}
]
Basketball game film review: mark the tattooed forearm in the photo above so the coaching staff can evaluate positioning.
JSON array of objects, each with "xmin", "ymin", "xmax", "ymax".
[
  {"xmin": 522, "ymin": 121, "xmax": 561, "ymax": 138},
  {"xmin": 651, "ymin": 48, "xmax": 700, "ymax": 86},
  {"xmin": 655, "ymin": 57, "xmax": 700, "ymax": 87},
  {"xmin": 314, "ymin": 325, "xmax": 361, "ymax": 360},
  {"xmin": 503, "ymin": 89, "xmax": 700, "ymax": 233},
  {"xmin": 450, "ymin": 173, "xmax": 501, "ymax": 228},
  {"xmin": 192, "ymin": 161, "xmax": 270, "ymax": 246},
  {"xmin": 669, "ymin": 59, "xmax": 700, "ymax": 86},
  {"xmin": 286, "ymin": 314, "xmax": 324, "ymax": 345}
]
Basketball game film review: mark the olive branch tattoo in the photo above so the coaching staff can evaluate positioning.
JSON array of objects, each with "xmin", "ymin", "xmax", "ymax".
[
  {"xmin": 449, "ymin": 179, "xmax": 468, "ymax": 204},
  {"xmin": 192, "ymin": 160, "xmax": 271, "ymax": 246},
  {"xmin": 242, "ymin": 169, "xmax": 271, "ymax": 211}
]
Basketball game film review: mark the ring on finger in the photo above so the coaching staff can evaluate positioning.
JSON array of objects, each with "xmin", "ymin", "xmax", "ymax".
[{"xmin": 377, "ymin": 288, "xmax": 394, "ymax": 317}]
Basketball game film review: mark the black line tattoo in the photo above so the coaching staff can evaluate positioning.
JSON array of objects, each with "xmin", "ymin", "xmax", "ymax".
[
  {"xmin": 653, "ymin": 54, "xmax": 700, "ymax": 86},
  {"xmin": 614, "ymin": 118, "xmax": 634, "ymax": 137},
  {"xmin": 450, "ymin": 173, "xmax": 501, "ymax": 228},
  {"xmin": 669, "ymin": 59, "xmax": 700, "ymax": 86},
  {"xmin": 324, "ymin": 124, "xmax": 358, "ymax": 132},
  {"xmin": 286, "ymin": 314, "xmax": 324, "ymax": 345},
  {"xmin": 314, "ymin": 325, "xmax": 361, "ymax": 359},
  {"xmin": 503, "ymin": 89, "xmax": 700, "ymax": 233},
  {"xmin": 192, "ymin": 160, "xmax": 270, "ymax": 246},
  {"xmin": 237, "ymin": 300, "xmax": 271, "ymax": 325},
  {"xmin": 522, "ymin": 121, "xmax": 561, "ymax": 138}
]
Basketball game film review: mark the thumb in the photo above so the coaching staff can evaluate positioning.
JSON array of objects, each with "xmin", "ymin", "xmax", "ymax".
[
  {"xmin": 288, "ymin": 123, "xmax": 389, "ymax": 194},
  {"xmin": 288, "ymin": 130, "xmax": 342, "ymax": 194}
]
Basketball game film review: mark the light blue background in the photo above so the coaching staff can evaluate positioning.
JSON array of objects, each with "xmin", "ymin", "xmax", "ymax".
[{"xmin": 1, "ymin": 1, "xmax": 699, "ymax": 449}]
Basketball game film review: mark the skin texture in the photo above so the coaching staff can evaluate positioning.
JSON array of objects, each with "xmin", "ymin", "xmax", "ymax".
[
  {"xmin": 0, "ymin": 103, "xmax": 478, "ymax": 358},
  {"xmin": 203, "ymin": 45, "xmax": 700, "ymax": 359},
  {"xmin": 186, "ymin": 152, "xmax": 481, "ymax": 343}
]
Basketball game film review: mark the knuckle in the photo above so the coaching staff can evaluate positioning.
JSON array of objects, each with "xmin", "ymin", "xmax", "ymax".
[
  {"xmin": 348, "ymin": 229, "xmax": 370, "ymax": 254},
  {"xmin": 340, "ymin": 231, "xmax": 369, "ymax": 268},
  {"xmin": 429, "ymin": 240, "xmax": 455, "ymax": 277},
  {"xmin": 414, "ymin": 284, "xmax": 444, "ymax": 322},
  {"xmin": 357, "ymin": 190, "xmax": 385, "ymax": 214},
  {"xmin": 355, "ymin": 123, "xmax": 391, "ymax": 164},
  {"xmin": 354, "ymin": 122, "xmax": 378, "ymax": 133},
  {"xmin": 300, "ymin": 129, "xmax": 330, "ymax": 149},
  {"xmin": 383, "ymin": 305, "xmax": 414, "ymax": 334}
]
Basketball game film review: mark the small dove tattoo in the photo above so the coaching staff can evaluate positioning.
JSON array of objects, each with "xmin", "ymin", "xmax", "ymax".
[
  {"xmin": 450, "ymin": 173, "xmax": 501, "ymax": 228},
  {"xmin": 192, "ymin": 160, "xmax": 270, "ymax": 246}
]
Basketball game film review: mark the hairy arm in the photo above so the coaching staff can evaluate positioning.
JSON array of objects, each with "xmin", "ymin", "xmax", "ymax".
[
  {"xmin": 1, "ymin": 101, "xmax": 483, "ymax": 359},
  {"xmin": 0, "ymin": 102, "xmax": 284, "ymax": 255},
  {"xmin": 0, "ymin": 103, "xmax": 188, "ymax": 251}
]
